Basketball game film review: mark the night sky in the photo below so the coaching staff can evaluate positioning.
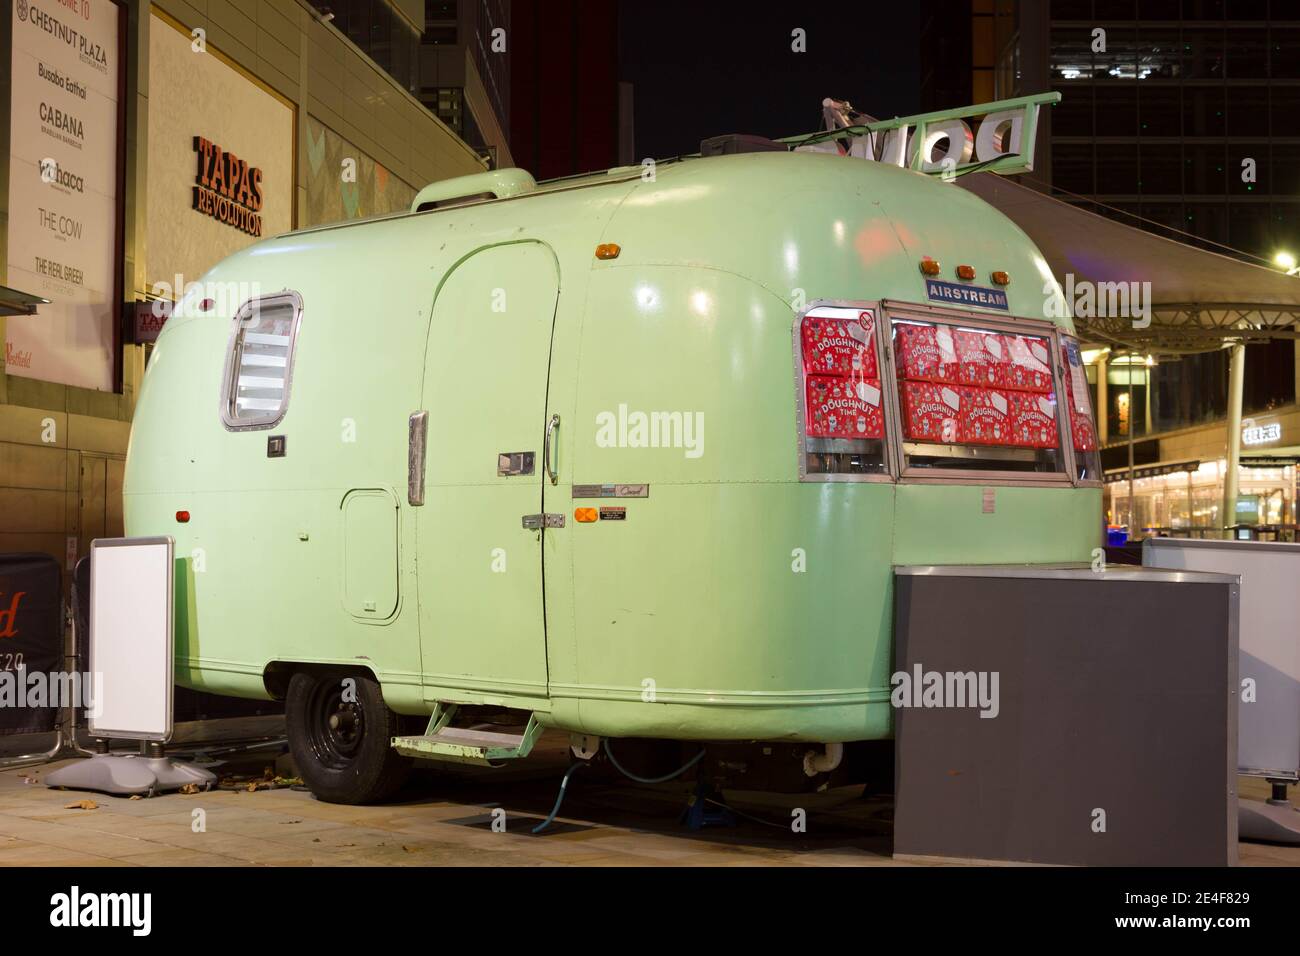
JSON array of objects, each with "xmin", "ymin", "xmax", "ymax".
[{"xmin": 618, "ymin": 2, "xmax": 922, "ymax": 160}]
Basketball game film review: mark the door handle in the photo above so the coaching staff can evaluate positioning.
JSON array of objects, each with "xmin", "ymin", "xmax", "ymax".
[
  {"xmin": 544, "ymin": 413, "xmax": 560, "ymax": 486},
  {"xmin": 522, "ymin": 513, "xmax": 565, "ymax": 530},
  {"xmin": 408, "ymin": 411, "xmax": 428, "ymax": 505}
]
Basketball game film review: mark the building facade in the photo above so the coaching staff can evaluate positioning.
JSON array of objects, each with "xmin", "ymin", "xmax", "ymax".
[
  {"xmin": 922, "ymin": 0, "xmax": 1300, "ymax": 538},
  {"xmin": 1, "ymin": 0, "xmax": 487, "ymax": 588},
  {"xmin": 414, "ymin": 0, "xmax": 511, "ymax": 168}
]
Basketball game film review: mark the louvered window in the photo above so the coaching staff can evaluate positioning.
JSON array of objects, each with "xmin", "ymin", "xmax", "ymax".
[{"xmin": 221, "ymin": 292, "xmax": 302, "ymax": 429}]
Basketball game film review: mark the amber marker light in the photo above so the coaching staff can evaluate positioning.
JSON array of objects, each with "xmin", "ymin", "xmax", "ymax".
[
  {"xmin": 991, "ymin": 270, "xmax": 1011, "ymax": 285},
  {"xmin": 575, "ymin": 508, "xmax": 598, "ymax": 523},
  {"xmin": 176, "ymin": 511, "xmax": 191, "ymax": 523},
  {"xmin": 955, "ymin": 264, "xmax": 976, "ymax": 280},
  {"xmin": 919, "ymin": 257, "xmax": 941, "ymax": 276},
  {"xmin": 595, "ymin": 243, "xmax": 621, "ymax": 260}
]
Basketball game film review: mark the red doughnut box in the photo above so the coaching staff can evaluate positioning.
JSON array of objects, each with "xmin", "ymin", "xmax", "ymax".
[
  {"xmin": 952, "ymin": 329, "xmax": 1008, "ymax": 388},
  {"xmin": 1007, "ymin": 390, "xmax": 1060, "ymax": 448},
  {"xmin": 805, "ymin": 375, "xmax": 883, "ymax": 440},
  {"xmin": 1071, "ymin": 407, "xmax": 1099, "ymax": 452},
  {"xmin": 801, "ymin": 311, "xmax": 877, "ymax": 379},
  {"xmin": 1004, "ymin": 334, "xmax": 1054, "ymax": 393},
  {"xmin": 957, "ymin": 386, "xmax": 1012, "ymax": 446},
  {"xmin": 894, "ymin": 323, "xmax": 960, "ymax": 384},
  {"xmin": 900, "ymin": 380, "xmax": 962, "ymax": 443}
]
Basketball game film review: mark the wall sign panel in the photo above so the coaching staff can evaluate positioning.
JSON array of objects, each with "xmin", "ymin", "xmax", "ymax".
[
  {"xmin": 145, "ymin": 12, "xmax": 292, "ymax": 309},
  {"xmin": 6, "ymin": 0, "xmax": 123, "ymax": 391}
]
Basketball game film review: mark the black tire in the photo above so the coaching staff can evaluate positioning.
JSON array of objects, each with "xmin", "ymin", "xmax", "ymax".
[{"xmin": 285, "ymin": 670, "xmax": 412, "ymax": 804}]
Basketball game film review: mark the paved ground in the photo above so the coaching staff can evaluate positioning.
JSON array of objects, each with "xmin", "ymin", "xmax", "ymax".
[{"xmin": 0, "ymin": 732, "xmax": 1296, "ymax": 867}]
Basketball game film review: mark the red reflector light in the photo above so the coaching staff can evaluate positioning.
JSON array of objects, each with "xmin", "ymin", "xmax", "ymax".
[
  {"xmin": 955, "ymin": 264, "xmax": 976, "ymax": 280},
  {"xmin": 176, "ymin": 511, "xmax": 190, "ymax": 523},
  {"xmin": 198, "ymin": 298, "xmax": 215, "ymax": 312},
  {"xmin": 991, "ymin": 270, "xmax": 1011, "ymax": 285},
  {"xmin": 919, "ymin": 257, "xmax": 941, "ymax": 276}
]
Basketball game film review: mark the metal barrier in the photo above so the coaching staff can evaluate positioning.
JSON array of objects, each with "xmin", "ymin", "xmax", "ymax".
[
  {"xmin": 1, "ymin": 554, "xmax": 284, "ymax": 775},
  {"xmin": 0, "ymin": 553, "xmax": 73, "ymax": 769}
]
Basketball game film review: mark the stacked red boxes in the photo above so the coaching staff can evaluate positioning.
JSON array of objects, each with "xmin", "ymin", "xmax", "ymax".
[
  {"xmin": 1004, "ymin": 335, "xmax": 1054, "ymax": 392},
  {"xmin": 899, "ymin": 380, "xmax": 961, "ymax": 443},
  {"xmin": 806, "ymin": 375, "xmax": 883, "ymax": 439},
  {"xmin": 801, "ymin": 311, "xmax": 878, "ymax": 379},
  {"xmin": 802, "ymin": 311, "xmax": 882, "ymax": 442},
  {"xmin": 957, "ymin": 386, "xmax": 1012, "ymax": 445},
  {"xmin": 1007, "ymin": 390, "xmax": 1060, "ymax": 448}
]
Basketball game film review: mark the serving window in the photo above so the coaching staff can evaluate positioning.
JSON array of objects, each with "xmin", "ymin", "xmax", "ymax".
[
  {"xmin": 796, "ymin": 301, "xmax": 1097, "ymax": 485},
  {"xmin": 888, "ymin": 316, "xmax": 1070, "ymax": 478},
  {"xmin": 796, "ymin": 305, "xmax": 888, "ymax": 478}
]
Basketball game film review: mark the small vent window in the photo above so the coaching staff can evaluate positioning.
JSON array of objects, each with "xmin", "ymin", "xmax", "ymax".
[
  {"xmin": 221, "ymin": 292, "xmax": 302, "ymax": 429},
  {"xmin": 1061, "ymin": 334, "xmax": 1102, "ymax": 483}
]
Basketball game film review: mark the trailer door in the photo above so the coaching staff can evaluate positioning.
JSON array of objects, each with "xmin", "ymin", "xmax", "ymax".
[{"xmin": 416, "ymin": 241, "xmax": 559, "ymax": 705}]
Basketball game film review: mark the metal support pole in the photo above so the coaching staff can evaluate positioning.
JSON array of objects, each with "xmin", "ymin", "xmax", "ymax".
[
  {"xmin": 1127, "ymin": 355, "xmax": 1135, "ymax": 535},
  {"xmin": 1223, "ymin": 342, "xmax": 1246, "ymax": 539},
  {"xmin": 1096, "ymin": 353, "xmax": 1108, "ymax": 444}
]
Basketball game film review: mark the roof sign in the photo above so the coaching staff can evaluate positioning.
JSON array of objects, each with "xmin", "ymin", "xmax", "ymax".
[{"xmin": 783, "ymin": 91, "xmax": 1061, "ymax": 178}]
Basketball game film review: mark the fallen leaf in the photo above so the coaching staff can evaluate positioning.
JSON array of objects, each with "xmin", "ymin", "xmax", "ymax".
[
  {"xmin": 402, "ymin": 845, "xmax": 419, "ymax": 853},
  {"xmin": 179, "ymin": 783, "xmax": 200, "ymax": 795},
  {"xmin": 129, "ymin": 795, "xmax": 143, "ymax": 801},
  {"xmin": 65, "ymin": 800, "xmax": 98, "ymax": 810},
  {"xmin": 246, "ymin": 782, "xmax": 258, "ymax": 793}
]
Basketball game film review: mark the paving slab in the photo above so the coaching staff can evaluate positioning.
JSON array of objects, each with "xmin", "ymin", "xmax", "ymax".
[{"xmin": 0, "ymin": 743, "xmax": 1296, "ymax": 867}]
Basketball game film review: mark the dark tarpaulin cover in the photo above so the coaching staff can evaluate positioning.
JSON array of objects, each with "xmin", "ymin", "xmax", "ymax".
[{"xmin": 0, "ymin": 553, "xmax": 62, "ymax": 736}]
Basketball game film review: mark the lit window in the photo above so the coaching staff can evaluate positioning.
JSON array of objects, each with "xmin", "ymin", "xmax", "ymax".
[
  {"xmin": 797, "ymin": 305, "xmax": 888, "ymax": 478},
  {"xmin": 220, "ymin": 292, "xmax": 303, "ymax": 430},
  {"xmin": 892, "ymin": 318, "xmax": 1068, "ymax": 476}
]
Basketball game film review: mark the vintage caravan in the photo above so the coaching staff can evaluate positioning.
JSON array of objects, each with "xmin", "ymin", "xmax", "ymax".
[{"xmin": 125, "ymin": 97, "xmax": 1103, "ymax": 803}]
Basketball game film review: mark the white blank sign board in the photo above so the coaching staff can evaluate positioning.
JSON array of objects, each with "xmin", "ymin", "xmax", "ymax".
[
  {"xmin": 1144, "ymin": 537, "xmax": 1300, "ymax": 781},
  {"xmin": 89, "ymin": 537, "xmax": 174, "ymax": 741}
]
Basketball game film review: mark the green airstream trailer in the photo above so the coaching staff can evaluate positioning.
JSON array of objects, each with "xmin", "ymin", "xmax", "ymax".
[{"xmin": 125, "ymin": 96, "xmax": 1103, "ymax": 803}]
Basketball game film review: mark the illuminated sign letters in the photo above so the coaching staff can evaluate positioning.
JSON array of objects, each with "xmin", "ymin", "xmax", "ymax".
[
  {"xmin": 1242, "ymin": 421, "xmax": 1281, "ymax": 446},
  {"xmin": 192, "ymin": 135, "xmax": 264, "ymax": 237}
]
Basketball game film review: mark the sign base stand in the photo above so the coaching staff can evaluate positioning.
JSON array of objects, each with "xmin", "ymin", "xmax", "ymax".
[
  {"xmin": 1238, "ymin": 795, "xmax": 1300, "ymax": 845},
  {"xmin": 44, "ymin": 753, "xmax": 216, "ymax": 797}
]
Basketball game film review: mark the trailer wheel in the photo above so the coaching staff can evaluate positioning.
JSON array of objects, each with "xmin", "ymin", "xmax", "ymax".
[{"xmin": 286, "ymin": 670, "xmax": 411, "ymax": 805}]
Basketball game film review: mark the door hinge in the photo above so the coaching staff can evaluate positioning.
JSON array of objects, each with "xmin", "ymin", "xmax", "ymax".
[{"xmin": 522, "ymin": 513, "xmax": 565, "ymax": 530}]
